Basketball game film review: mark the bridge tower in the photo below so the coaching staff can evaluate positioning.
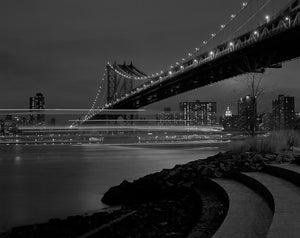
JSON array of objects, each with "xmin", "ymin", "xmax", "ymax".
[{"xmin": 106, "ymin": 62, "xmax": 146, "ymax": 104}]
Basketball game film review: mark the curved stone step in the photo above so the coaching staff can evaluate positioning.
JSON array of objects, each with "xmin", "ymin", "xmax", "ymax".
[
  {"xmin": 265, "ymin": 163, "xmax": 300, "ymax": 186},
  {"xmin": 244, "ymin": 172, "xmax": 300, "ymax": 238},
  {"xmin": 211, "ymin": 178, "xmax": 273, "ymax": 238},
  {"xmin": 188, "ymin": 179, "xmax": 229, "ymax": 238}
]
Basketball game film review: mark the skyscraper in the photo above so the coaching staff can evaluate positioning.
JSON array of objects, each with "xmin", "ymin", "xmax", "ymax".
[
  {"xmin": 180, "ymin": 102, "xmax": 194, "ymax": 126},
  {"xmin": 179, "ymin": 100, "xmax": 217, "ymax": 126},
  {"xmin": 194, "ymin": 101, "xmax": 217, "ymax": 126},
  {"xmin": 238, "ymin": 96, "xmax": 257, "ymax": 132},
  {"xmin": 29, "ymin": 93, "xmax": 46, "ymax": 125},
  {"xmin": 272, "ymin": 95, "xmax": 295, "ymax": 130}
]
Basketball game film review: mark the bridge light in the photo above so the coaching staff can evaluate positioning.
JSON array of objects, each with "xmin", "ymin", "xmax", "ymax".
[
  {"xmin": 209, "ymin": 51, "xmax": 214, "ymax": 56},
  {"xmin": 229, "ymin": 42, "xmax": 234, "ymax": 47},
  {"xmin": 220, "ymin": 24, "xmax": 225, "ymax": 29},
  {"xmin": 182, "ymin": 58, "xmax": 185, "ymax": 61},
  {"xmin": 211, "ymin": 33, "xmax": 216, "ymax": 38},
  {"xmin": 265, "ymin": 15, "xmax": 270, "ymax": 23},
  {"xmin": 180, "ymin": 65, "xmax": 184, "ymax": 70},
  {"xmin": 168, "ymin": 71, "xmax": 173, "ymax": 75},
  {"xmin": 231, "ymin": 14, "xmax": 236, "ymax": 19},
  {"xmin": 160, "ymin": 71, "xmax": 164, "ymax": 74},
  {"xmin": 242, "ymin": 2, "xmax": 248, "ymax": 8},
  {"xmin": 193, "ymin": 59, "xmax": 198, "ymax": 64},
  {"xmin": 188, "ymin": 53, "xmax": 192, "ymax": 57},
  {"xmin": 195, "ymin": 48, "xmax": 199, "ymax": 51},
  {"xmin": 176, "ymin": 62, "xmax": 179, "ymax": 65},
  {"xmin": 253, "ymin": 30, "xmax": 259, "ymax": 36},
  {"xmin": 203, "ymin": 41, "xmax": 207, "ymax": 45}
]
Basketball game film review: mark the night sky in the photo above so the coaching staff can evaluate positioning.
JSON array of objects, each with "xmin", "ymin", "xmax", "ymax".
[{"xmin": 0, "ymin": 0, "xmax": 299, "ymax": 116}]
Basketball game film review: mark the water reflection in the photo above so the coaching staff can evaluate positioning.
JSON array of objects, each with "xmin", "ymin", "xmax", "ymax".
[{"xmin": 0, "ymin": 144, "xmax": 220, "ymax": 232}]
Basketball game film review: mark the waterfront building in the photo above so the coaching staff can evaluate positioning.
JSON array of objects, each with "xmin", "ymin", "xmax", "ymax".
[
  {"xmin": 272, "ymin": 95, "xmax": 295, "ymax": 130},
  {"xmin": 50, "ymin": 118, "xmax": 56, "ymax": 126},
  {"xmin": 237, "ymin": 96, "xmax": 257, "ymax": 132},
  {"xmin": 221, "ymin": 115, "xmax": 240, "ymax": 131},
  {"xmin": 225, "ymin": 106, "xmax": 232, "ymax": 117},
  {"xmin": 258, "ymin": 112, "xmax": 273, "ymax": 131},
  {"xmin": 194, "ymin": 101, "xmax": 217, "ymax": 126},
  {"xmin": 0, "ymin": 120, "xmax": 4, "ymax": 135},
  {"xmin": 295, "ymin": 112, "xmax": 300, "ymax": 130},
  {"xmin": 179, "ymin": 100, "xmax": 217, "ymax": 126},
  {"xmin": 180, "ymin": 102, "xmax": 194, "ymax": 126},
  {"xmin": 156, "ymin": 107, "xmax": 182, "ymax": 126},
  {"xmin": 29, "ymin": 93, "xmax": 46, "ymax": 125}
]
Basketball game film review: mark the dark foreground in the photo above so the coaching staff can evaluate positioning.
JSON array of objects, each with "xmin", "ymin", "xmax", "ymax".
[{"xmin": 1, "ymin": 150, "xmax": 299, "ymax": 238}]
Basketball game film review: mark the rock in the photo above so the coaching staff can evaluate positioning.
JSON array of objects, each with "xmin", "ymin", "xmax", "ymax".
[{"xmin": 264, "ymin": 154, "xmax": 276, "ymax": 161}]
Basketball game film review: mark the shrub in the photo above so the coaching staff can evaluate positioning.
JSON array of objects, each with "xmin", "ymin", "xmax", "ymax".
[{"xmin": 230, "ymin": 130, "xmax": 300, "ymax": 154}]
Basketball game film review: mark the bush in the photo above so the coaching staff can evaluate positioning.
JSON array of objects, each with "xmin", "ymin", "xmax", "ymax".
[{"xmin": 230, "ymin": 130, "xmax": 300, "ymax": 154}]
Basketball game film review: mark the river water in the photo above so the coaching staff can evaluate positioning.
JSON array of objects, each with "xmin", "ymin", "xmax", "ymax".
[{"xmin": 0, "ymin": 143, "xmax": 221, "ymax": 232}]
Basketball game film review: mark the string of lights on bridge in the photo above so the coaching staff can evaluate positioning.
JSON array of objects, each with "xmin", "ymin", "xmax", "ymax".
[
  {"xmin": 110, "ymin": 1, "xmax": 253, "ymax": 82},
  {"xmin": 78, "ymin": 0, "xmax": 296, "ymax": 125}
]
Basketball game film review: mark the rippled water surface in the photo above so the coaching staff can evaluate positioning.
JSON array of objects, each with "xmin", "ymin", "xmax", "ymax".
[{"xmin": 0, "ymin": 143, "xmax": 221, "ymax": 231}]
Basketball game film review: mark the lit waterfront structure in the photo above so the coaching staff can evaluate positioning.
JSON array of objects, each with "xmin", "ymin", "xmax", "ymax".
[
  {"xmin": 0, "ymin": 120, "xmax": 4, "ymax": 135},
  {"xmin": 272, "ymin": 94, "xmax": 295, "ymax": 130},
  {"xmin": 29, "ymin": 93, "xmax": 46, "ymax": 125},
  {"xmin": 238, "ymin": 96, "xmax": 257, "ymax": 132},
  {"xmin": 156, "ymin": 107, "xmax": 181, "ymax": 126},
  {"xmin": 258, "ymin": 112, "xmax": 273, "ymax": 132},
  {"xmin": 221, "ymin": 106, "xmax": 239, "ymax": 131},
  {"xmin": 180, "ymin": 100, "xmax": 217, "ymax": 126},
  {"xmin": 180, "ymin": 102, "xmax": 195, "ymax": 126},
  {"xmin": 225, "ymin": 106, "xmax": 232, "ymax": 117}
]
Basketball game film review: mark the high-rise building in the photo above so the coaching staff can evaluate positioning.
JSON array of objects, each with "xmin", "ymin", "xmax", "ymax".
[
  {"xmin": 194, "ymin": 101, "xmax": 217, "ymax": 126},
  {"xmin": 179, "ymin": 100, "xmax": 217, "ymax": 126},
  {"xmin": 0, "ymin": 120, "xmax": 4, "ymax": 135},
  {"xmin": 180, "ymin": 102, "xmax": 194, "ymax": 126},
  {"xmin": 258, "ymin": 112, "xmax": 273, "ymax": 131},
  {"xmin": 29, "ymin": 96, "xmax": 35, "ymax": 123},
  {"xmin": 272, "ymin": 95, "xmax": 295, "ymax": 130},
  {"xmin": 29, "ymin": 93, "xmax": 46, "ymax": 125},
  {"xmin": 238, "ymin": 96, "xmax": 257, "ymax": 132}
]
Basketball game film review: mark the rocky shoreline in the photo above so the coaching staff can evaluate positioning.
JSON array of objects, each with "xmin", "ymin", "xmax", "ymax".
[{"xmin": 1, "ymin": 150, "xmax": 300, "ymax": 238}]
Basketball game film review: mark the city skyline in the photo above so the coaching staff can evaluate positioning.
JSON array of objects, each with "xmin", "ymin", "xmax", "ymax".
[{"xmin": 0, "ymin": 0, "xmax": 299, "ymax": 116}]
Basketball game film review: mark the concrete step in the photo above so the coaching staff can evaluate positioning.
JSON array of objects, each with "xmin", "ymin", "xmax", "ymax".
[
  {"xmin": 265, "ymin": 163, "xmax": 300, "ymax": 186},
  {"xmin": 244, "ymin": 171, "xmax": 300, "ymax": 238},
  {"xmin": 211, "ymin": 178, "xmax": 273, "ymax": 238}
]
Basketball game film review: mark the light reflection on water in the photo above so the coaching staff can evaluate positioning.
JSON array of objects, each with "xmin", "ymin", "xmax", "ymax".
[{"xmin": 0, "ymin": 143, "xmax": 220, "ymax": 232}]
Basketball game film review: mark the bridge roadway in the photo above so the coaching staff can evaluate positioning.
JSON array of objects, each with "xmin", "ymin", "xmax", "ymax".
[{"xmin": 101, "ymin": 6, "xmax": 300, "ymax": 110}]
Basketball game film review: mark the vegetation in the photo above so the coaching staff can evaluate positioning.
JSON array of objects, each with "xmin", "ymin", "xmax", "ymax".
[{"xmin": 230, "ymin": 130, "xmax": 300, "ymax": 154}]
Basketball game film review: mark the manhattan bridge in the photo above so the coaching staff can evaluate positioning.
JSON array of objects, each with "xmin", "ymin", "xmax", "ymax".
[{"xmin": 78, "ymin": 0, "xmax": 300, "ymax": 126}]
